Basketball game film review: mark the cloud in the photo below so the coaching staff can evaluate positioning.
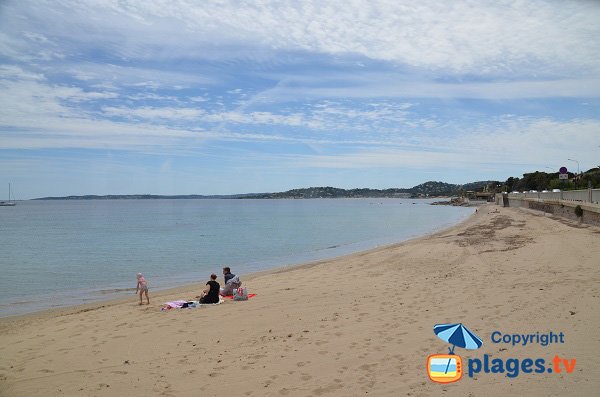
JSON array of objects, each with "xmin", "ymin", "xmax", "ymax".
[
  {"xmin": 189, "ymin": 96, "xmax": 208, "ymax": 102},
  {"xmin": 1, "ymin": 66, "xmax": 596, "ymax": 159},
  {"xmin": 2, "ymin": 1, "xmax": 598, "ymax": 76},
  {"xmin": 102, "ymin": 106, "xmax": 204, "ymax": 120},
  {"xmin": 0, "ymin": 29, "xmax": 65, "ymax": 63},
  {"xmin": 60, "ymin": 62, "xmax": 214, "ymax": 89},
  {"xmin": 126, "ymin": 93, "xmax": 179, "ymax": 101},
  {"xmin": 0, "ymin": 77, "xmax": 119, "ymax": 125},
  {"xmin": 202, "ymin": 111, "xmax": 304, "ymax": 126},
  {"xmin": 275, "ymin": 117, "xmax": 600, "ymax": 171},
  {"xmin": 252, "ymin": 72, "xmax": 600, "ymax": 101},
  {"xmin": 0, "ymin": 0, "xmax": 599, "ymax": 198},
  {"xmin": 0, "ymin": 65, "xmax": 45, "ymax": 81}
]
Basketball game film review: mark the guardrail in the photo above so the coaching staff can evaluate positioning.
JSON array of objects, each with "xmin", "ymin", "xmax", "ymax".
[{"xmin": 507, "ymin": 189, "xmax": 600, "ymax": 204}]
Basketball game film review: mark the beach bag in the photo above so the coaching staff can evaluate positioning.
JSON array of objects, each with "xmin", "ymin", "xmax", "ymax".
[{"xmin": 233, "ymin": 287, "xmax": 248, "ymax": 301}]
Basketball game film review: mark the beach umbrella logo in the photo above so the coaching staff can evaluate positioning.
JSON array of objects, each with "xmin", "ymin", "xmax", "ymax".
[
  {"xmin": 427, "ymin": 323, "xmax": 483, "ymax": 383},
  {"xmin": 434, "ymin": 323, "xmax": 483, "ymax": 354}
]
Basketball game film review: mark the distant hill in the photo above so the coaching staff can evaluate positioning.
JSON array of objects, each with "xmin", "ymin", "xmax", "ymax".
[
  {"xmin": 33, "ymin": 180, "xmax": 499, "ymax": 200},
  {"xmin": 461, "ymin": 180, "xmax": 500, "ymax": 191},
  {"xmin": 409, "ymin": 181, "xmax": 460, "ymax": 196},
  {"xmin": 248, "ymin": 186, "xmax": 412, "ymax": 199},
  {"xmin": 32, "ymin": 167, "xmax": 600, "ymax": 201},
  {"xmin": 252, "ymin": 182, "xmax": 467, "ymax": 199}
]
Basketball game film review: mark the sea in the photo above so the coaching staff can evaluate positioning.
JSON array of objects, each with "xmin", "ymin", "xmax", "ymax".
[{"xmin": 0, "ymin": 199, "xmax": 473, "ymax": 317}]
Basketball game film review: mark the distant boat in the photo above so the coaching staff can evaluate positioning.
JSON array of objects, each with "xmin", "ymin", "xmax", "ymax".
[{"xmin": 0, "ymin": 183, "xmax": 16, "ymax": 206}]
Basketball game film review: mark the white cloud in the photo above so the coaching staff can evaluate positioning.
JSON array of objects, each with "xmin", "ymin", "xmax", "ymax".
[
  {"xmin": 126, "ymin": 93, "xmax": 178, "ymax": 101},
  {"xmin": 0, "ymin": 29, "xmax": 64, "ymax": 63},
  {"xmin": 254, "ymin": 73, "xmax": 600, "ymax": 101},
  {"xmin": 57, "ymin": 62, "xmax": 214, "ymax": 89},
  {"xmin": 277, "ymin": 117, "xmax": 600, "ymax": 171},
  {"xmin": 189, "ymin": 96, "xmax": 208, "ymax": 102},
  {"xmin": 0, "ymin": 77, "xmax": 119, "ymax": 126},
  {"xmin": 2, "ymin": 1, "xmax": 598, "ymax": 76},
  {"xmin": 102, "ymin": 106, "xmax": 204, "ymax": 120},
  {"xmin": 202, "ymin": 111, "xmax": 304, "ymax": 127},
  {"xmin": 0, "ymin": 65, "xmax": 45, "ymax": 81}
]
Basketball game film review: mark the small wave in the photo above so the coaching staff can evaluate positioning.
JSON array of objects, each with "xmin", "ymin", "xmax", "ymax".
[
  {"xmin": 313, "ymin": 244, "xmax": 342, "ymax": 252},
  {"xmin": 0, "ymin": 299, "xmax": 37, "ymax": 307},
  {"xmin": 98, "ymin": 288, "xmax": 135, "ymax": 294}
]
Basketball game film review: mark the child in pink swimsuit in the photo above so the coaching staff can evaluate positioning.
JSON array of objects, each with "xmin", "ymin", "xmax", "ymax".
[{"xmin": 135, "ymin": 273, "xmax": 150, "ymax": 305}]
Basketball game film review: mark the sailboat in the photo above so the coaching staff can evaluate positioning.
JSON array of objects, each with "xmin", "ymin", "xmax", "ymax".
[{"xmin": 0, "ymin": 183, "xmax": 16, "ymax": 206}]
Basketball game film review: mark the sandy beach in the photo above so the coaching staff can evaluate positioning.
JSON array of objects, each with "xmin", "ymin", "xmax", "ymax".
[{"xmin": 1, "ymin": 205, "xmax": 599, "ymax": 396}]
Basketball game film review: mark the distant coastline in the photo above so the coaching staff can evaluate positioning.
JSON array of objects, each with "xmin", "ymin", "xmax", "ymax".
[
  {"xmin": 32, "ymin": 193, "xmax": 257, "ymax": 200},
  {"xmin": 32, "ymin": 180, "xmax": 497, "ymax": 200}
]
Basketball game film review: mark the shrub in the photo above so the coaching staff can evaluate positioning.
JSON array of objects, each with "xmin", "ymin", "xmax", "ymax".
[{"xmin": 574, "ymin": 205, "xmax": 583, "ymax": 217}]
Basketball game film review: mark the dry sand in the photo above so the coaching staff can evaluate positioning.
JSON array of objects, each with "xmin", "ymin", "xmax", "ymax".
[{"xmin": 1, "ymin": 205, "xmax": 599, "ymax": 396}]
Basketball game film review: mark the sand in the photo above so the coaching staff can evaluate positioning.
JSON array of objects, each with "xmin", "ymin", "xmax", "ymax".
[{"xmin": 1, "ymin": 205, "xmax": 599, "ymax": 397}]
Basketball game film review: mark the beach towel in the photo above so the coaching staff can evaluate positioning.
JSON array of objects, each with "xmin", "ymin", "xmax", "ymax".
[
  {"xmin": 161, "ymin": 300, "xmax": 188, "ymax": 310},
  {"xmin": 161, "ymin": 299, "xmax": 224, "ymax": 310},
  {"xmin": 222, "ymin": 293, "xmax": 256, "ymax": 300}
]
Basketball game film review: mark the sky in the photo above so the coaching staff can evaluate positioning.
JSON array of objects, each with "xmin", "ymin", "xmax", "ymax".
[{"xmin": 1, "ymin": 0, "xmax": 599, "ymax": 199}]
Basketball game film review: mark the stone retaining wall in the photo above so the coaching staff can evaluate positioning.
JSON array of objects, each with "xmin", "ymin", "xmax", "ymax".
[{"xmin": 503, "ymin": 197, "xmax": 600, "ymax": 227}]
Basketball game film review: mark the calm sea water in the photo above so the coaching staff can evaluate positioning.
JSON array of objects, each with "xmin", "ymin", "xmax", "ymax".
[{"xmin": 0, "ymin": 199, "xmax": 473, "ymax": 317}]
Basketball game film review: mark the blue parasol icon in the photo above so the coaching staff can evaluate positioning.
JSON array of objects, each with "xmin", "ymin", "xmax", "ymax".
[
  {"xmin": 433, "ymin": 323, "xmax": 483, "ymax": 375},
  {"xmin": 434, "ymin": 323, "xmax": 483, "ymax": 354}
]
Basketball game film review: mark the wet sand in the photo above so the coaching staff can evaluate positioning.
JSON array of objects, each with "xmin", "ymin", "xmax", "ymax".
[{"xmin": 1, "ymin": 205, "xmax": 599, "ymax": 396}]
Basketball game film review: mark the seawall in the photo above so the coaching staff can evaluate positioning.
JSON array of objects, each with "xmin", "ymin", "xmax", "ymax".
[{"xmin": 498, "ymin": 189, "xmax": 600, "ymax": 227}]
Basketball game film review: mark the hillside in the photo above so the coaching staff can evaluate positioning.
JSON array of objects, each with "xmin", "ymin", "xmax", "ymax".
[
  {"xmin": 240, "ymin": 181, "xmax": 488, "ymax": 199},
  {"xmin": 33, "ymin": 180, "xmax": 500, "ymax": 200}
]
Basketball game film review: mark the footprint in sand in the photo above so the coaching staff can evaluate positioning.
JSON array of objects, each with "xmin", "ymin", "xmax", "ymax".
[
  {"xmin": 57, "ymin": 347, "xmax": 73, "ymax": 352},
  {"xmin": 312, "ymin": 383, "xmax": 343, "ymax": 395}
]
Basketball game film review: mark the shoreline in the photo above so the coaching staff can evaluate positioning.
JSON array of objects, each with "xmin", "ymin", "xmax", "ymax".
[
  {"xmin": 2, "ymin": 205, "xmax": 598, "ymax": 396},
  {"xmin": 0, "ymin": 204, "xmax": 475, "ymax": 319},
  {"xmin": 0, "ymin": 205, "xmax": 479, "ymax": 322}
]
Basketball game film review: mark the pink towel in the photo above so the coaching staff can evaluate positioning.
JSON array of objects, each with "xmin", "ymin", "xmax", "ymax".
[{"xmin": 161, "ymin": 300, "xmax": 188, "ymax": 310}]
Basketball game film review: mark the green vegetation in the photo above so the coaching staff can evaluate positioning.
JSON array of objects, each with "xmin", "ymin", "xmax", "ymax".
[
  {"xmin": 575, "ymin": 205, "xmax": 583, "ymax": 217},
  {"xmin": 33, "ymin": 168, "xmax": 600, "ymax": 201},
  {"xmin": 506, "ymin": 168, "xmax": 600, "ymax": 192},
  {"xmin": 34, "ymin": 181, "xmax": 487, "ymax": 200},
  {"xmin": 248, "ymin": 181, "xmax": 499, "ymax": 199}
]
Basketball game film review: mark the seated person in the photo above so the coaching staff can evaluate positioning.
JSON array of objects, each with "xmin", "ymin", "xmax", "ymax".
[
  {"xmin": 223, "ymin": 266, "xmax": 235, "ymax": 284},
  {"xmin": 220, "ymin": 266, "xmax": 242, "ymax": 296},
  {"xmin": 199, "ymin": 274, "xmax": 220, "ymax": 304}
]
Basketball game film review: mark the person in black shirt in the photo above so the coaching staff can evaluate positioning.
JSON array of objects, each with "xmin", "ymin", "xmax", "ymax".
[{"xmin": 200, "ymin": 274, "xmax": 220, "ymax": 304}]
